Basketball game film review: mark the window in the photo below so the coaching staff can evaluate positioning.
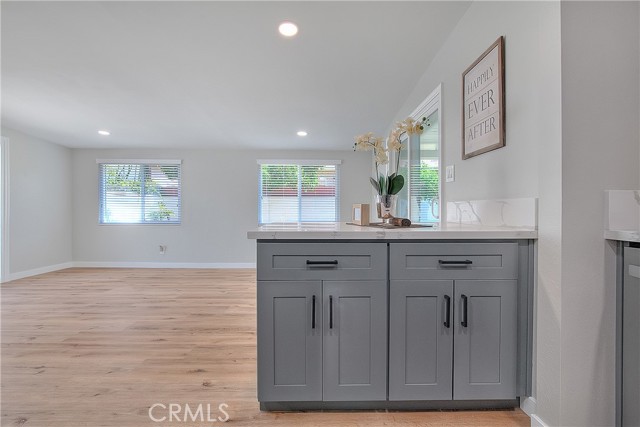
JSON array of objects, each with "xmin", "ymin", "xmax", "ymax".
[
  {"xmin": 98, "ymin": 160, "xmax": 181, "ymax": 224},
  {"xmin": 397, "ymin": 85, "xmax": 441, "ymax": 224},
  {"xmin": 258, "ymin": 160, "xmax": 340, "ymax": 224}
]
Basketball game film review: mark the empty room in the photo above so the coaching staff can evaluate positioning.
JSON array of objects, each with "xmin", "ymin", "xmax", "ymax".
[{"xmin": 2, "ymin": 1, "xmax": 640, "ymax": 427}]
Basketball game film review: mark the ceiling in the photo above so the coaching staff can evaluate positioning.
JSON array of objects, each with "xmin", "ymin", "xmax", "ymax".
[{"xmin": 1, "ymin": 1, "xmax": 471, "ymax": 150}]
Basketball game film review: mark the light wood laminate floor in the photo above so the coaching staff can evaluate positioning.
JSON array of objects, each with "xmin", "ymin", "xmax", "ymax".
[{"xmin": 2, "ymin": 268, "xmax": 530, "ymax": 427}]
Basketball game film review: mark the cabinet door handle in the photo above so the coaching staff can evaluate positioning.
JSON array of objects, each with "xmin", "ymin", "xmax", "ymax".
[
  {"xmin": 444, "ymin": 295, "xmax": 451, "ymax": 328},
  {"xmin": 438, "ymin": 259, "xmax": 473, "ymax": 266},
  {"xmin": 461, "ymin": 294, "xmax": 468, "ymax": 327},
  {"xmin": 306, "ymin": 260, "xmax": 338, "ymax": 266},
  {"xmin": 312, "ymin": 295, "xmax": 316, "ymax": 329},
  {"xmin": 329, "ymin": 295, "xmax": 334, "ymax": 329}
]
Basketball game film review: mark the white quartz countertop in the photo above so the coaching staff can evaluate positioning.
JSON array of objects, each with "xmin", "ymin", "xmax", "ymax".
[
  {"xmin": 247, "ymin": 222, "xmax": 538, "ymax": 240},
  {"xmin": 603, "ymin": 191, "xmax": 640, "ymax": 242},
  {"xmin": 604, "ymin": 230, "xmax": 640, "ymax": 243}
]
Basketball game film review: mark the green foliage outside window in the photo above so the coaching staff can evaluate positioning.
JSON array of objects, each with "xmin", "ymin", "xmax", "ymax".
[
  {"xmin": 102, "ymin": 164, "xmax": 179, "ymax": 222},
  {"xmin": 148, "ymin": 201, "xmax": 174, "ymax": 221},
  {"xmin": 417, "ymin": 164, "xmax": 439, "ymax": 200},
  {"xmin": 261, "ymin": 165, "xmax": 320, "ymax": 191},
  {"xmin": 400, "ymin": 163, "xmax": 439, "ymax": 200}
]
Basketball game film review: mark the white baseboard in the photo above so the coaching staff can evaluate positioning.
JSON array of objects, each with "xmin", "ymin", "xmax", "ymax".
[
  {"xmin": 72, "ymin": 261, "xmax": 256, "ymax": 269},
  {"xmin": 7, "ymin": 262, "xmax": 75, "ymax": 282},
  {"xmin": 530, "ymin": 414, "xmax": 549, "ymax": 427},
  {"xmin": 5, "ymin": 261, "xmax": 256, "ymax": 281},
  {"xmin": 521, "ymin": 397, "xmax": 537, "ymax": 417},
  {"xmin": 520, "ymin": 397, "xmax": 549, "ymax": 427}
]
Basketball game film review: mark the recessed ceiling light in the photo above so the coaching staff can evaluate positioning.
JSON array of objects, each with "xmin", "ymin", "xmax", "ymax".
[
  {"xmin": 98, "ymin": 130, "xmax": 110, "ymax": 136},
  {"xmin": 279, "ymin": 22, "xmax": 298, "ymax": 37},
  {"xmin": 297, "ymin": 131, "xmax": 308, "ymax": 137}
]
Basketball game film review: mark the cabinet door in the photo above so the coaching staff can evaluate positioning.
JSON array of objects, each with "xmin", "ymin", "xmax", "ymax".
[
  {"xmin": 389, "ymin": 280, "xmax": 453, "ymax": 400},
  {"xmin": 454, "ymin": 280, "xmax": 517, "ymax": 400},
  {"xmin": 257, "ymin": 281, "xmax": 322, "ymax": 401},
  {"xmin": 323, "ymin": 281, "xmax": 387, "ymax": 401}
]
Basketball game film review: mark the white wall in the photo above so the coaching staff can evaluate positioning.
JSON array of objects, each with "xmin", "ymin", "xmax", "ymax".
[
  {"xmin": 393, "ymin": 3, "xmax": 563, "ymax": 424},
  {"xmin": 72, "ymin": 148, "xmax": 371, "ymax": 265},
  {"xmin": 394, "ymin": 1, "xmax": 561, "ymax": 203},
  {"xmin": 560, "ymin": 2, "xmax": 639, "ymax": 426},
  {"xmin": 2, "ymin": 127, "xmax": 73, "ymax": 278},
  {"xmin": 533, "ymin": 5, "xmax": 563, "ymax": 425}
]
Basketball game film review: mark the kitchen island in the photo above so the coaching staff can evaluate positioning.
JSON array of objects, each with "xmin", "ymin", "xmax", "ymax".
[{"xmin": 248, "ymin": 222, "xmax": 536, "ymax": 411}]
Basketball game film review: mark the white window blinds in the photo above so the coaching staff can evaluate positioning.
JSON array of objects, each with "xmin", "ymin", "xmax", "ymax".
[
  {"xmin": 258, "ymin": 161, "xmax": 340, "ymax": 224},
  {"xmin": 408, "ymin": 160, "xmax": 439, "ymax": 223},
  {"xmin": 98, "ymin": 161, "xmax": 181, "ymax": 224}
]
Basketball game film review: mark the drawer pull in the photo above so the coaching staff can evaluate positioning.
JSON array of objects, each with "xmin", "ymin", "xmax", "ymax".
[
  {"xmin": 329, "ymin": 295, "xmax": 334, "ymax": 329},
  {"xmin": 312, "ymin": 295, "xmax": 316, "ymax": 329},
  {"xmin": 306, "ymin": 260, "xmax": 339, "ymax": 266},
  {"xmin": 444, "ymin": 295, "xmax": 451, "ymax": 328},
  {"xmin": 438, "ymin": 259, "xmax": 473, "ymax": 266},
  {"xmin": 461, "ymin": 294, "xmax": 468, "ymax": 327}
]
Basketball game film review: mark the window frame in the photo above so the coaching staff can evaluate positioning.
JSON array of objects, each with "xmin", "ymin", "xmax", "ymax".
[
  {"xmin": 395, "ymin": 84, "xmax": 442, "ymax": 224},
  {"xmin": 97, "ymin": 159, "xmax": 182, "ymax": 225},
  {"xmin": 257, "ymin": 159, "xmax": 342, "ymax": 225}
]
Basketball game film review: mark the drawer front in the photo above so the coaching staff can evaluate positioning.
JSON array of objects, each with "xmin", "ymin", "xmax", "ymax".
[
  {"xmin": 258, "ymin": 243, "xmax": 387, "ymax": 281},
  {"xmin": 390, "ymin": 243, "xmax": 518, "ymax": 280}
]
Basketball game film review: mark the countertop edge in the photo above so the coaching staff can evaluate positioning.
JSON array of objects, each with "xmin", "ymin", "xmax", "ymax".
[
  {"xmin": 605, "ymin": 230, "xmax": 640, "ymax": 243},
  {"xmin": 247, "ymin": 229, "xmax": 538, "ymax": 240}
]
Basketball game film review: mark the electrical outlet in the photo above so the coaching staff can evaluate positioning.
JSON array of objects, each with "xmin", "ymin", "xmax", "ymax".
[
  {"xmin": 159, "ymin": 245, "xmax": 167, "ymax": 255},
  {"xmin": 446, "ymin": 165, "xmax": 455, "ymax": 182}
]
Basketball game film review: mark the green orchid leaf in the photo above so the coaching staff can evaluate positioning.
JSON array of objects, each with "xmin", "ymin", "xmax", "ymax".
[
  {"xmin": 387, "ymin": 173, "xmax": 396, "ymax": 194},
  {"xmin": 389, "ymin": 175, "xmax": 405, "ymax": 195},
  {"xmin": 379, "ymin": 175, "xmax": 386, "ymax": 195},
  {"xmin": 369, "ymin": 177, "xmax": 380, "ymax": 193}
]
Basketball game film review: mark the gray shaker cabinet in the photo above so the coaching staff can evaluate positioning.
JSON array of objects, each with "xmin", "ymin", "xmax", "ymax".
[
  {"xmin": 323, "ymin": 280, "xmax": 387, "ymax": 401},
  {"xmin": 454, "ymin": 280, "xmax": 517, "ymax": 400},
  {"xmin": 389, "ymin": 243, "xmax": 519, "ymax": 401},
  {"xmin": 257, "ymin": 240, "xmax": 531, "ymax": 408},
  {"xmin": 389, "ymin": 279, "xmax": 517, "ymax": 401},
  {"xmin": 389, "ymin": 280, "xmax": 453, "ymax": 400},
  {"xmin": 258, "ymin": 279, "xmax": 387, "ymax": 402},
  {"xmin": 256, "ymin": 242, "xmax": 388, "ymax": 403},
  {"xmin": 257, "ymin": 281, "xmax": 322, "ymax": 402}
]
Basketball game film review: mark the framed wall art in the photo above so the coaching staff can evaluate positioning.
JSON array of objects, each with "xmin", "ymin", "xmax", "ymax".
[{"xmin": 462, "ymin": 36, "xmax": 505, "ymax": 159}]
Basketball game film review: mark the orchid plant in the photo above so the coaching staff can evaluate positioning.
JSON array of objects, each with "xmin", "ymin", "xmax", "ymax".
[{"xmin": 354, "ymin": 117, "xmax": 428, "ymax": 196}]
